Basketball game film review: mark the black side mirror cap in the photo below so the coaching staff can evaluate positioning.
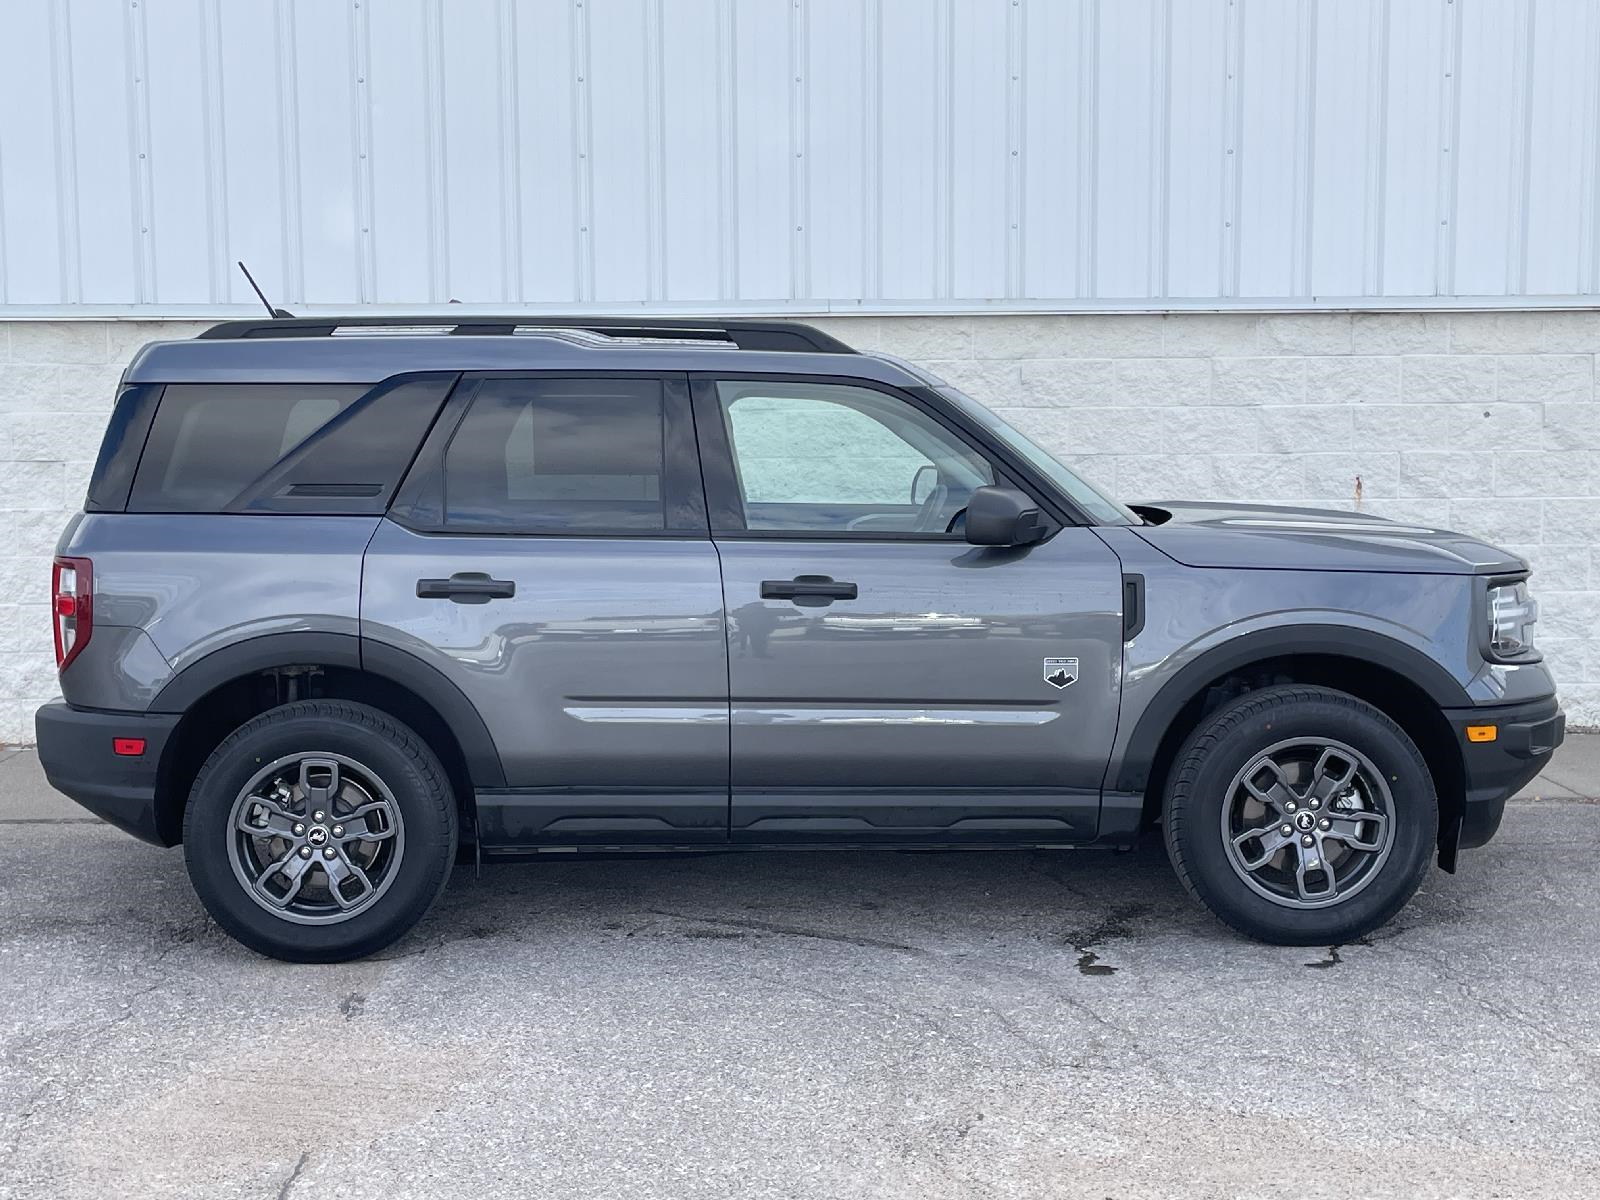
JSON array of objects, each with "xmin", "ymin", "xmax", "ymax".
[{"xmin": 964, "ymin": 486, "xmax": 1050, "ymax": 546}]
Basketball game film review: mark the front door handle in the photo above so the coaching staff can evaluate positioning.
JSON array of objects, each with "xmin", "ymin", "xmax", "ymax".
[
  {"xmin": 760, "ymin": 575, "xmax": 859, "ymax": 607},
  {"xmin": 416, "ymin": 572, "xmax": 516, "ymax": 603}
]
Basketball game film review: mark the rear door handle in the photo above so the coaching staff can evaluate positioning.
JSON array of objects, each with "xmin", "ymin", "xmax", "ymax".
[
  {"xmin": 760, "ymin": 575, "xmax": 859, "ymax": 607},
  {"xmin": 416, "ymin": 572, "xmax": 516, "ymax": 603}
]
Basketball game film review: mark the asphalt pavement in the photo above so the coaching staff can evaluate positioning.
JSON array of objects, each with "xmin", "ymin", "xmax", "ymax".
[{"xmin": 0, "ymin": 740, "xmax": 1597, "ymax": 1199}]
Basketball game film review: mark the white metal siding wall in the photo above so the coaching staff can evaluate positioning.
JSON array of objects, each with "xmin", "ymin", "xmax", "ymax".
[{"xmin": 1, "ymin": 0, "xmax": 1600, "ymax": 313}]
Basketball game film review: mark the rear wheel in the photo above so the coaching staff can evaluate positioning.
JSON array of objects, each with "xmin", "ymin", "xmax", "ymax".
[
  {"xmin": 1163, "ymin": 685, "xmax": 1436, "ymax": 945},
  {"xmin": 183, "ymin": 700, "xmax": 457, "ymax": 962}
]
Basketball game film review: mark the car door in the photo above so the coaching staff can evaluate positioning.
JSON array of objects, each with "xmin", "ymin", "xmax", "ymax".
[
  {"xmin": 692, "ymin": 374, "xmax": 1125, "ymax": 843},
  {"xmin": 361, "ymin": 372, "xmax": 730, "ymax": 846}
]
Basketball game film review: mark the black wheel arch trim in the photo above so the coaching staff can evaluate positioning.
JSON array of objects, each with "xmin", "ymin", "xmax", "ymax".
[
  {"xmin": 148, "ymin": 631, "xmax": 506, "ymax": 789},
  {"xmin": 1112, "ymin": 625, "xmax": 1472, "ymax": 796}
]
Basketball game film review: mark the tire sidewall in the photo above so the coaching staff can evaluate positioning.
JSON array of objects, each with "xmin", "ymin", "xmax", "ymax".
[
  {"xmin": 184, "ymin": 703, "xmax": 456, "ymax": 961},
  {"xmin": 1168, "ymin": 691, "xmax": 1436, "ymax": 944}
]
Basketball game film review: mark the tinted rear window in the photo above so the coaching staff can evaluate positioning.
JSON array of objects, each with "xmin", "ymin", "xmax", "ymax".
[
  {"xmin": 126, "ymin": 377, "xmax": 456, "ymax": 514},
  {"xmin": 442, "ymin": 378, "xmax": 665, "ymax": 531},
  {"xmin": 130, "ymin": 385, "xmax": 365, "ymax": 512}
]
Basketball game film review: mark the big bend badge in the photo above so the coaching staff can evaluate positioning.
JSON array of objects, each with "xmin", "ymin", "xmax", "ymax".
[{"xmin": 1043, "ymin": 657, "xmax": 1079, "ymax": 690}]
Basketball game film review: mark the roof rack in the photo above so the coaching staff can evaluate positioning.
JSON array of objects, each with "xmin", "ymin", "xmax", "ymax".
[{"xmin": 196, "ymin": 316, "xmax": 856, "ymax": 354}]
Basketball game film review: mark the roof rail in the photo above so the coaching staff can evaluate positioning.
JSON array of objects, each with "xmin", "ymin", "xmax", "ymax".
[{"xmin": 195, "ymin": 315, "xmax": 856, "ymax": 354}]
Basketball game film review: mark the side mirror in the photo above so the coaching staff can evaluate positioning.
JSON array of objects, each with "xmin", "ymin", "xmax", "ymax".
[{"xmin": 963, "ymin": 486, "xmax": 1049, "ymax": 546}]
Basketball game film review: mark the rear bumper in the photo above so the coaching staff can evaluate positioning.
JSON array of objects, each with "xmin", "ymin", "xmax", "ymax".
[
  {"xmin": 34, "ymin": 701, "xmax": 180, "ymax": 846},
  {"xmin": 1439, "ymin": 695, "xmax": 1565, "ymax": 862}
]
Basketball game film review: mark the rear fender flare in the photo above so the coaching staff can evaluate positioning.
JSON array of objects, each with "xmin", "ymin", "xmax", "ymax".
[{"xmin": 148, "ymin": 631, "xmax": 506, "ymax": 788}]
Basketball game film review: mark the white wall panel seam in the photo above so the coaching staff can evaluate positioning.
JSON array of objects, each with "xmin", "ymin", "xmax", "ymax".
[
  {"xmin": 716, "ymin": 0, "xmax": 738, "ymax": 298},
  {"xmin": 201, "ymin": 0, "xmax": 229, "ymax": 303},
  {"xmin": 272, "ymin": 0, "xmax": 303, "ymax": 304},
  {"xmin": 1436, "ymin": 0, "xmax": 1462, "ymax": 297},
  {"xmin": 1006, "ymin": 0, "xmax": 1025, "ymax": 300},
  {"xmin": 498, "ymin": 0, "xmax": 522, "ymax": 304},
  {"xmin": 1362, "ymin": 0, "xmax": 1391, "ymax": 296},
  {"xmin": 1507, "ymin": 0, "xmax": 1535, "ymax": 296},
  {"xmin": 1580, "ymin": 0, "xmax": 1600, "ymax": 295},
  {"xmin": 126, "ymin": 0, "xmax": 155, "ymax": 304},
  {"xmin": 645, "ymin": 0, "xmax": 665, "ymax": 302},
  {"xmin": 1221, "ymin": 0, "xmax": 1243, "ymax": 297},
  {"xmin": 936, "ymin": 0, "xmax": 954, "ymax": 300},
  {"xmin": 48, "ymin": 0, "xmax": 79, "ymax": 303},
  {"xmin": 351, "ymin": 0, "xmax": 375, "ymax": 304},
  {"xmin": 422, "ymin": 0, "xmax": 449, "ymax": 302},
  {"xmin": 0, "ymin": 103, "xmax": 8, "ymax": 303},
  {"xmin": 788, "ymin": 0, "xmax": 808, "ymax": 302},
  {"xmin": 861, "ymin": 0, "xmax": 881, "ymax": 301},
  {"xmin": 1290, "ymin": 0, "xmax": 1315, "ymax": 298},
  {"xmin": 1076, "ymin": 0, "xmax": 1099, "ymax": 298},
  {"xmin": 573, "ymin": 0, "xmax": 593, "ymax": 302},
  {"xmin": 1150, "ymin": 0, "xmax": 1172, "ymax": 299}
]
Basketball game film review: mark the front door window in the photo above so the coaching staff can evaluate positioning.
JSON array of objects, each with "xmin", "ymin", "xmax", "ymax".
[{"xmin": 715, "ymin": 381, "xmax": 994, "ymax": 535}]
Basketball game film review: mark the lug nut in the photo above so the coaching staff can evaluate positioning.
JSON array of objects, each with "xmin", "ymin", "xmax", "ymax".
[
  {"xmin": 332, "ymin": 825, "xmax": 344, "ymax": 837},
  {"xmin": 299, "ymin": 846, "xmax": 312, "ymax": 858},
  {"xmin": 1319, "ymin": 818, "xmax": 1331, "ymax": 830},
  {"xmin": 293, "ymin": 823, "xmax": 305, "ymax": 836},
  {"xmin": 1285, "ymin": 801, "xmax": 1298, "ymax": 813},
  {"xmin": 313, "ymin": 811, "xmax": 326, "ymax": 823},
  {"xmin": 1301, "ymin": 834, "xmax": 1315, "ymax": 847},
  {"xmin": 1280, "ymin": 824, "xmax": 1293, "ymax": 836},
  {"xmin": 323, "ymin": 847, "xmax": 337, "ymax": 859},
  {"xmin": 1309, "ymin": 798, "xmax": 1320, "ymax": 810}
]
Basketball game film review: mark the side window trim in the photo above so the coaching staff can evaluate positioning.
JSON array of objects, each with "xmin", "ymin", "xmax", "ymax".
[
  {"xmin": 224, "ymin": 372, "xmax": 461, "ymax": 514},
  {"xmin": 387, "ymin": 371, "xmax": 708, "ymax": 538},
  {"xmin": 689, "ymin": 373, "xmax": 1044, "ymax": 541}
]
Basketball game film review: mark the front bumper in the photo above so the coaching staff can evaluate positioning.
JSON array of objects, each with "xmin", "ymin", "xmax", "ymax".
[
  {"xmin": 34, "ymin": 701, "xmax": 181, "ymax": 846},
  {"xmin": 1438, "ymin": 695, "xmax": 1565, "ymax": 867}
]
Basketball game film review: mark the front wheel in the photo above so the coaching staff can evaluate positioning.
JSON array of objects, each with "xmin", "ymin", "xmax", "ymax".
[
  {"xmin": 183, "ymin": 700, "xmax": 458, "ymax": 962},
  {"xmin": 1163, "ymin": 685, "xmax": 1436, "ymax": 946}
]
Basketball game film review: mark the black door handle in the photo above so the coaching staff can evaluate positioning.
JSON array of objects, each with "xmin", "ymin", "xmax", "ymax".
[
  {"xmin": 416, "ymin": 572, "xmax": 516, "ymax": 603},
  {"xmin": 760, "ymin": 575, "xmax": 859, "ymax": 607}
]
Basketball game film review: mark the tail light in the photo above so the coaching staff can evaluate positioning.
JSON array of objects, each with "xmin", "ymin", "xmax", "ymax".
[{"xmin": 52, "ymin": 556, "xmax": 93, "ymax": 671}]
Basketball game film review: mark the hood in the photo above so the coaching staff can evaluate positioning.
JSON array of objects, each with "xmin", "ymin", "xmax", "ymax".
[{"xmin": 1129, "ymin": 501, "xmax": 1525, "ymax": 575}]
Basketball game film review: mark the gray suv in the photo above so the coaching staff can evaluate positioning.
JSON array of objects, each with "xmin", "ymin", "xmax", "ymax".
[{"xmin": 34, "ymin": 317, "xmax": 1565, "ymax": 962}]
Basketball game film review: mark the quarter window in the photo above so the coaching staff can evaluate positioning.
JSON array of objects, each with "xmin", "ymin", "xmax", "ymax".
[
  {"xmin": 716, "ymin": 381, "xmax": 994, "ymax": 535},
  {"xmin": 129, "ymin": 384, "xmax": 366, "ymax": 512},
  {"xmin": 443, "ymin": 378, "xmax": 666, "ymax": 531}
]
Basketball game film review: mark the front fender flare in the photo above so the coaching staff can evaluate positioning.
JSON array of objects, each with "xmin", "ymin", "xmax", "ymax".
[{"xmin": 1110, "ymin": 624, "xmax": 1471, "ymax": 797}]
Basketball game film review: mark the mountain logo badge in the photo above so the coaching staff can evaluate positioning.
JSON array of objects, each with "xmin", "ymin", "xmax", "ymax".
[{"xmin": 1043, "ymin": 657, "xmax": 1079, "ymax": 689}]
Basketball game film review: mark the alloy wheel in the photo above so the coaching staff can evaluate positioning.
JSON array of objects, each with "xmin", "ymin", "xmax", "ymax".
[
  {"xmin": 1219, "ymin": 737, "xmax": 1396, "ymax": 909},
  {"xmin": 226, "ymin": 753, "xmax": 406, "ymax": 925}
]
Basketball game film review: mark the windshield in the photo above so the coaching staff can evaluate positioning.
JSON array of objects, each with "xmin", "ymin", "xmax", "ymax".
[{"xmin": 937, "ymin": 386, "xmax": 1140, "ymax": 526}]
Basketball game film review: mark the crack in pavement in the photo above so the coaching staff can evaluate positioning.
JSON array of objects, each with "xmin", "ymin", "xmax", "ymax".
[
  {"xmin": 274, "ymin": 1151, "xmax": 309, "ymax": 1200},
  {"xmin": 647, "ymin": 909, "xmax": 927, "ymax": 954}
]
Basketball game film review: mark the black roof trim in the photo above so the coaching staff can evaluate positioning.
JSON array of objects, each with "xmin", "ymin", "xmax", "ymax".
[{"xmin": 196, "ymin": 316, "xmax": 855, "ymax": 354}]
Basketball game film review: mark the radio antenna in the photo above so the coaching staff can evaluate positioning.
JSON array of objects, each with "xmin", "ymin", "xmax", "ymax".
[{"xmin": 236, "ymin": 261, "xmax": 294, "ymax": 318}]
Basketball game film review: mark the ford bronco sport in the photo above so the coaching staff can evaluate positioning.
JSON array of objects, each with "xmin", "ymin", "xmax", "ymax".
[{"xmin": 34, "ymin": 317, "xmax": 1564, "ymax": 962}]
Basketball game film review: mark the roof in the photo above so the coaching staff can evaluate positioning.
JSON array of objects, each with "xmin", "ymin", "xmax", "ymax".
[{"xmin": 123, "ymin": 317, "xmax": 932, "ymax": 389}]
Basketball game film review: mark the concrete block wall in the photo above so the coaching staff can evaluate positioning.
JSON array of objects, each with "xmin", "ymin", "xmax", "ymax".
[
  {"xmin": 0, "ymin": 311, "xmax": 1595, "ymax": 745},
  {"xmin": 818, "ymin": 310, "xmax": 1598, "ymax": 727}
]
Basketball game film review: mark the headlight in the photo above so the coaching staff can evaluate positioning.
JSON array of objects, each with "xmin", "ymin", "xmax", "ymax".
[{"xmin": 1487, "ymin": 580, "xmax": 1538, "ymax": 659}]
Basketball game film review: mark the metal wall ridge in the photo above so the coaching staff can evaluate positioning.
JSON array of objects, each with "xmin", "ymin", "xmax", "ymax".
[{"xmin": 1, "ymin": 0, "xmax": 1596, "ymax": 311}]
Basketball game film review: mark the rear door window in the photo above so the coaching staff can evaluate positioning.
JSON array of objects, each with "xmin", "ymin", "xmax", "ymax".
[{"xmin": 440, "ymin": 378, "xmax": 668, "ymax": 532}]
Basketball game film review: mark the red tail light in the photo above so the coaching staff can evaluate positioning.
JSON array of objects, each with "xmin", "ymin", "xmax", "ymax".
[{"xmin": 52, "ymin": 556, "xmax": 93, "ymax": 671}]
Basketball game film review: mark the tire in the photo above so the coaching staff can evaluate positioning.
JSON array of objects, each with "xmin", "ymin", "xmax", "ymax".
[
  {"xmin": 183, "ymin": 700, "xmax": 458, "ymax": 963},
  {"xmin": 1162, "ymin": 685, "xmax": 1436, "ymax": 946}
]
